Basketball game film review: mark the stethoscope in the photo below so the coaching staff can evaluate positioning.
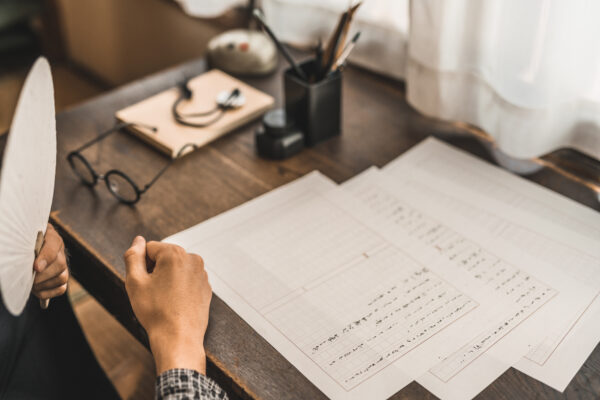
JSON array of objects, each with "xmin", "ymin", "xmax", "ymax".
[{"xmin": 172, "ymin": 80, "xmax": 246, "ymax": 128}]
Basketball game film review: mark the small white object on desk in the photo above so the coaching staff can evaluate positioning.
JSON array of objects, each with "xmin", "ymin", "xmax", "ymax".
[{"xmin": 207, "ymin": 29, "xmax": 278, "ymax": 76}]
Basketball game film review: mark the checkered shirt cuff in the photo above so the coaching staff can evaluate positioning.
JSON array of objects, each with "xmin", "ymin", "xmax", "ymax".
[{"xmin": 156, "ymin": 368, "xmax": 228, "ymax": 400}]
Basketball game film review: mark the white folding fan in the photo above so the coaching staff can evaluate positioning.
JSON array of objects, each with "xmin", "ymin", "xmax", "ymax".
[{"xmin": 0, "ymin": 57, "xmax": 56, "ymax": 316}]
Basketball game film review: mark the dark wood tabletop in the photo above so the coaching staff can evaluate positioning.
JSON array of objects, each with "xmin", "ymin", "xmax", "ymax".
[{"xmin": 2, "ymin": 54, "xmax": 599, "ymax": 399}]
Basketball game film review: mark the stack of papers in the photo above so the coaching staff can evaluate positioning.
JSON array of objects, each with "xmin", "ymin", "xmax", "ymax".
[{"xmin": 165, "ymin": 137, "xmax": 600, "ymax": 399}]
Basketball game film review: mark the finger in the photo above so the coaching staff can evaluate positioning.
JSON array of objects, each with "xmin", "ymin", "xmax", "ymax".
[
  {"xmin": 33, "ymin": 268, "xmax": 69, "ymax": 291},
  {"xmin": 36, "ymin": 283, "xmax": 68, "ymax": 300},
  {"xmin": 146, "ymin": 241, "xmax": 183, "ymax": 262},
  {"xmin": 124, "ymin": 236, "xmax": 148, "ymax": 283},
  {"xmin": 34, "ymin": 251, "xmax": 67, "ymax": 284},
  {"xmin": 34, "ymin": 224, "xmax": 63, "ymax": 272},
  {"xmin": 191, "ymin": 253, "xmax": 205, "ymax": 269}
]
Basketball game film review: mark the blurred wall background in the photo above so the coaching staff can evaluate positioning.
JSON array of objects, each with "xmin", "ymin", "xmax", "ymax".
[{"xmin": 0, "ymin": 0, "xmax": 245, "ymax": 134}]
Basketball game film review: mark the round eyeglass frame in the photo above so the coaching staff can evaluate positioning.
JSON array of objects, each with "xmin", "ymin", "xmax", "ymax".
[
  {"xmin": 67, "ymin": 152, "xmax": 142, "ymax": 204},
  {"xmin": 66, "ymin": 123, "xmax": 197, "ymax": 205}
]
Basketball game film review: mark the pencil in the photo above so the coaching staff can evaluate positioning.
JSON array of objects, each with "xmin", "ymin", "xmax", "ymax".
[
  {"xmin": 330, "ymin": 31, "xmax": 361, "ymax": 73},
  {"xmin": 253, "ymin": 9, "xmax": 308, "ymax": 81}
]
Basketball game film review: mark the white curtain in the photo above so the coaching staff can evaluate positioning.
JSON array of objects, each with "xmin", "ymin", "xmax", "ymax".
[{"xmin": 408, "ymin": 0, "xmax": 600, "ymax": 159}]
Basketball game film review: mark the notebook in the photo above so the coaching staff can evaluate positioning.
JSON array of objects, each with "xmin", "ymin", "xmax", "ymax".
[{"xmin": 115, "ymin": 69, "xmax": 274, "ymax": 158}]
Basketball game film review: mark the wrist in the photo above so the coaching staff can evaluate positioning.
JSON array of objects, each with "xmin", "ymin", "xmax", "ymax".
[{"xmin": 149, "ymin": 328, "xmax": 206, "ymax": 376}]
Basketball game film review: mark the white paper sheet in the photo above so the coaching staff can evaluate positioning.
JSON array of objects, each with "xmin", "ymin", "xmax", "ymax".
[
  {"xmin": 165, "ymin": 172, "xmax": 416, "ymax": 400},
  {"xmin": 165, "ymin": 166, "xmax": 594, "ymax": 399},
  {"xmin": 383, "ymin": 137, "xmax": 600, "ymax": 394},
  {"xmin": 341, "ymin": 166, "xmax": 596, "ymax": 399},
  {"xmin": 513, "ymin": 293, "xmax": 600, "ymax": 391},
  {"xmin": 170, "ymin": 171, "xmax": 542, "ymax": 399},
  {"xmin": 167, "ymin": 171, "xmax": 509, "ymax": 399}
]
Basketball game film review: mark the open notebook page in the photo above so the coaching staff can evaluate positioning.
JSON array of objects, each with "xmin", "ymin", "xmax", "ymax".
[
  {"xmin": 383, "ymin": 137, "xmax": 600, "ymax": 392},
  {"xmin": 341, "ymin": 167, "xmax": 596, "ymax": 399}
]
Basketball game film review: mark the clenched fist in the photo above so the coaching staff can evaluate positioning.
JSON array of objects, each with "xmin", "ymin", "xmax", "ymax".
[{"xmin": 123, "ymin": 236, "xmax": 212, "ymax": 375}]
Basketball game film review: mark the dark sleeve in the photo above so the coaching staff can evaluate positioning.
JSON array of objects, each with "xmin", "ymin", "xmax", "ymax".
[{"xmin": 155, "ymin": 368, "xmax": 228, "ymax": 400}]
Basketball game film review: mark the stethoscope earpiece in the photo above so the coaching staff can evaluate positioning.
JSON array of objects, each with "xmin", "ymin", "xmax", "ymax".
[
  {"xmin": 216, "ymin": 89, "xmax": 245, "ymax": 109},
  {"xmin": 172, "ymin": 85, "xmax": 244, "ymax": 128},
  {"xmin": 179, "ymin": 81, "xmax": 193, "ymax": 100}
]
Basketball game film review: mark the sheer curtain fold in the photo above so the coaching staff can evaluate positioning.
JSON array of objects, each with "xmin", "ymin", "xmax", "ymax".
[{"xmin": 407, "ymin": 0, "xmax": 600, "ymax": 159}]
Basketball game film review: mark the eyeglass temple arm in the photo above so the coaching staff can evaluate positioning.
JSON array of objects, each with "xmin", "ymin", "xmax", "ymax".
[
  {"xmin": 140, "ymin": 161, "xmax": 174, "ymax": 193},
  {"xmin": 140, "ymin": 143, "xmax": 198, "ymax": 193},
  {"xmin": 71, "ymin": 122, "xmax": 157, "ymax": 154}
]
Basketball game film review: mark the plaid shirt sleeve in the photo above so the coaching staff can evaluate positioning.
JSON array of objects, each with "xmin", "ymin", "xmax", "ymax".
[{"xmin": 156, "ymin": 368, "xmax": 229, "ymax": 400}]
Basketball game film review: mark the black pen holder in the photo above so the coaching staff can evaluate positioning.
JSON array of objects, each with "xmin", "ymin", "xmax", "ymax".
[{"xmin": 284, "ymin": 60, "xmax": 342, "ymax": 146}]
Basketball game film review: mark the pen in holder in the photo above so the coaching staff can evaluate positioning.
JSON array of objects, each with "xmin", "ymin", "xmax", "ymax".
[{"xmin": 284, "ymin": 59, "xmax": 342, "ymax": 146}]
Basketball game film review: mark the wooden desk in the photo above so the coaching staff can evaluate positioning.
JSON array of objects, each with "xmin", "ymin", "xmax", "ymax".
[{"xmin": 2, "ymin": 56, "xmax": 599, "ymax": 399}]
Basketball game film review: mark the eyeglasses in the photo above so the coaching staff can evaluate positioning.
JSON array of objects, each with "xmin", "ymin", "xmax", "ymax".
[{"xmin": 67, "ymin": 122, "xmax": 196, "ymax": 204}]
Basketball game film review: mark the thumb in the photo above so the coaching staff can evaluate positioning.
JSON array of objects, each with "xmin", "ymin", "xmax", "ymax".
[{"xmin": 124, "ymin": 236, "xmax": 148, "ymax": 283}]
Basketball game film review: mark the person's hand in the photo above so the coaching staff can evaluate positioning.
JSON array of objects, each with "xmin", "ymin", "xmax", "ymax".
[
  {"xmin": 32, "ymin": 223, "xmax": 69, "ymax": 301},
  {"xmin": 124, "ymin": 236, "xmax": 212, "ymax": 375}
]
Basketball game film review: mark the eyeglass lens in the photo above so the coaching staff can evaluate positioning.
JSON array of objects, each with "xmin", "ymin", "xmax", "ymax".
[
  {"xmin": 67, "ymin": 124, "xmax": 182, "ymax": 204},
  {"xmin": 105, "ymin": 172, "xmax": 139, "ymax": 203},
  {"xmin": 68, "ymin": 153, "xmax": 96, "ymax": 185}
]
